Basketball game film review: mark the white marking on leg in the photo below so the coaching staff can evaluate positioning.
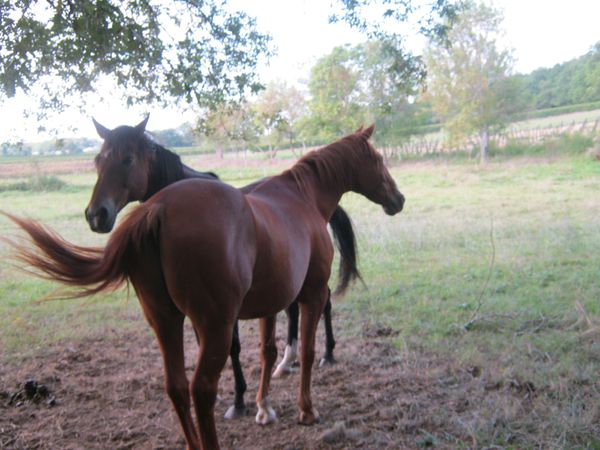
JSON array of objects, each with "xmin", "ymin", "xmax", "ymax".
[
  {"xmin": 272, "ymin": 339, "xmax": 298, "ymax": 378},
  {"xmin": 255, "ymin": 398, "xmax": 277, "ymax": 425}
]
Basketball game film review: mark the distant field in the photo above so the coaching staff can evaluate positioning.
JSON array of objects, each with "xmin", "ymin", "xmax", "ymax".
[
  {"xmin": 509, "ymin": 108, "xmax": 600, "ymax": 130},
  {"xmin": 1, "ymin": 149, "xmax": 599, "ymax": 448}
]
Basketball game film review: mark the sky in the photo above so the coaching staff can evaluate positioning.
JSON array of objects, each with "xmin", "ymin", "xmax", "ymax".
[{"xmin": 1, "ymin": 0, "xmax": 599, "ymax": 143}]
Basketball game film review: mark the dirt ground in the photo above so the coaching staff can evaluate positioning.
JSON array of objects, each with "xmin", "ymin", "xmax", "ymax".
[
  {"xmin": 0, "ymin": 160, "xmax": 94, "ymax": 178},
  {"xmin": 0, "ymin": 308, "xmax": 561, "ymax": 450},
  {"xmin": 0, "ymin": 153, "xmax": 291, "ymax": 179}
]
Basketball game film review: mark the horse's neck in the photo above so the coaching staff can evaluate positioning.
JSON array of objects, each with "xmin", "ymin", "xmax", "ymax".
[{"xmin": 285, "ymin": 169, "xmax": 345, "ymax": 222}]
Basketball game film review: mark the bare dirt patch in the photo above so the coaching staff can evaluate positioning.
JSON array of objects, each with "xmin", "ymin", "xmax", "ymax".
[
  {"xmin": 0, "ymin": 160, "xmax": 94, "ymax": 179},
  {"xmin": 1, "ymin": 314, "xmax": 598, "ymax": 449}
]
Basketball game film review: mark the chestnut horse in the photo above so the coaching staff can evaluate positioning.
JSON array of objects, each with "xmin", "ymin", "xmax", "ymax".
[
  {"xmin": 5, "ymin": 125, "xmax": 404, "ymax": 449},
  {"xmin": 83, "ymin": 117, "xmax": 360, "ymax": 418}
]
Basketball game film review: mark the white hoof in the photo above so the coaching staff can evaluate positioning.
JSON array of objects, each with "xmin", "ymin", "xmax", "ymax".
[
  {"xmin": 255, "ymin": 405, "xmax": 277, "ymax": 425},
  {"xmin": 273, "ymin": 362, "xmax": 296, "ymax": 378}
]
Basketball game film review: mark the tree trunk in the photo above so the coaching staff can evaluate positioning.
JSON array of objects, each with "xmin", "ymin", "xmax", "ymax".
[{"xmin": 479, "ymin": 127, "xmax": 489, "ymax": 164}]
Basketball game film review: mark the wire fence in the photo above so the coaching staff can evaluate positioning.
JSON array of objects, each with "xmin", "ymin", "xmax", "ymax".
[{"xmin": 379, "ymin": 118, "xmax": 600, "ymax": 159}]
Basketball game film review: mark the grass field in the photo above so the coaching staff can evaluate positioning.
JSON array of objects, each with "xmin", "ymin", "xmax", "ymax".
[{"xmin": 1, "ymin": 149, "xmax": 599, "ymax": 448}]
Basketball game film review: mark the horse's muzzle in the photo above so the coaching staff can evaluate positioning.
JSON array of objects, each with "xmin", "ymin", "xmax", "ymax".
[
  {"xmin": 85, "ymin": 205, "xmax": 115, "ymax": 233},
  {"xmin": 383, "ymin": 192, "xmax": 405, "ymax": 216}
]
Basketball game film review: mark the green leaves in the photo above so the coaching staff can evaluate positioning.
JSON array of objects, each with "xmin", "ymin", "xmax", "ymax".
[
  {"xmin": 330, "ymin": 0, "xmax": 461, "ymax": 89},
  {"xmin": 0, "ymin": 0, "xmax": 272, "ymax": 112}
]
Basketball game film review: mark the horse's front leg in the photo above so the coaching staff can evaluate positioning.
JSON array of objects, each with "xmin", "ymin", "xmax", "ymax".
[
  {"xmin": 273, "ymin": 301, "xmax": 299, "ymax": 378},
  {"xmin": 255, "ymin": 315, "xmax": 278, "ymax": 425},
  {"xmin": 224, "ymin": 321, "xmax": 250, "ymax": 419},
  {"xmin": 298, "ymin": 286, "xmax": 329, "ymax": 425}
]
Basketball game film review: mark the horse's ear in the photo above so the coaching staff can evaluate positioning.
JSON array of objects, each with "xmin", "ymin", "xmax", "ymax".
[
  {"xmin": 362, "ymin": 124, "xmax": 375, "ymax": 139},
  {"xmin": 354, "ymin": 125, "xmax": 364, "ymax": 134},
  {"xmin": 134, "ymin": 115, "xmax": 150, "ymax": 136},
  {"xmin": 92, "ymin": 118, "xmax": 110, "ymax": 140}
]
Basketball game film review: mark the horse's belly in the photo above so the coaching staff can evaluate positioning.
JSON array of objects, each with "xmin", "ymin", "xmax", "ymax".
[
  {"xmin": 238, "ymin": 254, "xmax": 309, "ymax": 320},
  {"xmin": 238, "ymin": 284, "xmax": 298, "ymax": 319}
]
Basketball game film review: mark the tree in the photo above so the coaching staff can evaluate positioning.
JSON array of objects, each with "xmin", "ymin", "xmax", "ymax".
[
  {"xmin": 202, "ymin": 103, "xmax": 260, "ymax": 157},
  {"xmin": 153, "ymin": 124, "xmax": 201, "ymax": 148},
  {"xmin": 0, "ymin": 1, "xmax": 272, "ymax": 112},
  {"xmin": 252, "ymin": 80, "xmax": 307, "ymax": 157},
  {"xmin": 300, "ymin": 41, "xmax": 433, "ymax": 148},
  {"xmin": 330, "ymin": 0, "xmax": 461, "ymax": 90},
  {"xmin": 355, "ymin": 40, "xmax": 429, "ymax": 146},
  {"xmin": 516, "ymin": 41, "xmax": 600, "ymax": 110},
  {"xmin": 424, "ymin": 0, "xmax": 516, "ymax": 163},
  {"xmin": 301, "ymin": 45, "xmax": 364, "ymax": 143}
]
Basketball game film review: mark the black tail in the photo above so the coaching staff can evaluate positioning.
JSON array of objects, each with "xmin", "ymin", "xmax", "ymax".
[{"xmin": 329, "ymin": 206, "xmax": 362, "ymax": 296}]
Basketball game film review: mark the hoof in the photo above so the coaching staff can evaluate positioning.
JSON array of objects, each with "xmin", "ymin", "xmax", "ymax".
[
  {"xmin": 319, "ymin": 356, "xmax": 336, "ymax": 367},
  {"xmin": 224, "ymin": 404, "xmax": 250, "ymax": 420},
  {"xmin": 255, "ymin": 405, "xmax": 277, "ymax": 425},
  {"xmin": 298, "ymin": 408, "xmax": 320, "ymax": 425},
  {"xmin": 273, "ymin": 364, "xmax": 297, "ymax": 378}
]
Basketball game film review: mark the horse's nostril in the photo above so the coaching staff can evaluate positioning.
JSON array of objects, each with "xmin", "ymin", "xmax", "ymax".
[
  {"xmin": 86, "ymin": 206, "xmax": 109, "ymax": 228},
  {"xmin": 97, "ymin": 207, "xmax": 108, "ymax": 221}
]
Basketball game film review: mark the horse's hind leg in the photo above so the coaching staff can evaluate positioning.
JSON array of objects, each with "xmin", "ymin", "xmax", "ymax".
[
  {"xmin": 153, "ymin": 314, "xmax": 200, "ymax": 449},
  {"xmin": 189, "ymin": 319, "xmax": 233, "ymax": 450},
  {"xmin": 224, "ymin": 321, "xmax": 249, "ymax": 419},
  {"xmin": 255, "ymin": 315, "xmax": 278, "ymax": 425},
  {"xmin": 273, "ymin": 301, "xmax": 299, "ymax": 378},
  {"xmin": 319, "ymin": 289, "xmax": 336, "ymax": 367},
  {"xmin": 129, "ymin": 268, "xmax": 199, "ymax": 449}
]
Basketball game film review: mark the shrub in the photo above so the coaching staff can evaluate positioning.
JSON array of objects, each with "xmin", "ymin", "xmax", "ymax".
[
  {"xmin": 489, "ymin": 133, "xmax": 593, "ymax": 158},
  {"xmin": 0, "ymin": 174, "xmax": 67, "ymax": 193}
]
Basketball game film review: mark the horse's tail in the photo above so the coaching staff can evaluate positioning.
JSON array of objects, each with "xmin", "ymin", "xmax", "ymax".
[
  {"xmin": 329, "ymin": 206, "xmax": 363, "ymax": 296},
  {"xmin": 2, "ymin": 205, "xmax": 161, "ymax": 298}
]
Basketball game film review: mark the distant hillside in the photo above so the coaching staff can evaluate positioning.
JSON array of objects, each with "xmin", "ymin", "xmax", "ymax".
[{"xmin": 514, "ymin": 41, "xmax": 600, "ymax": 110}]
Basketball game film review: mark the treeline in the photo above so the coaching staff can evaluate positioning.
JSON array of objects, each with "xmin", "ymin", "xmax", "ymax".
[
  {"xmin": 193, "ymin": 40, "xmax": 600, "ymax": 155},
  {"xmin": 5, "ymin": 40, "xmax": 600, "ymax": 157},
  {"xmin": 515, "ymin": 42, "xmax": 600, "ymax": 110},
  {"xmin": 1, "ymin": 137, "xmax": 98, "ymax": 157}
]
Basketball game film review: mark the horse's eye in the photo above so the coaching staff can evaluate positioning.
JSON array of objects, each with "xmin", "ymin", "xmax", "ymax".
[{"xmin": 122, "ymin": 156, "xmax": 133, "ymax": 166}]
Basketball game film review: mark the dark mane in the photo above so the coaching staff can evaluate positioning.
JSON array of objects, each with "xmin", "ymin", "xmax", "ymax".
[
  {"xmin": 143, "ymin": 138, "xmax": 185, "ymax": 200},
  {"xmin": 289, "ymin": 130, "xmax": 371, "ymax": 195}
]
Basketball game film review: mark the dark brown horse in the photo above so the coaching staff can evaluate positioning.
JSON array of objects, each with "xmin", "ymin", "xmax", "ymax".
[
  {"xmin": 5, "ymin": 125, "xmax": 404, "ymax": 449},
  {"xmin": 84, "ymin": 117, "xmax": 360, "ymax": 418}
]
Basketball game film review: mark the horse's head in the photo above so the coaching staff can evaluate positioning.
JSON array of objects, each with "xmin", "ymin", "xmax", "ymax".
[
  {"xmin": 85, "ymin": 116, "xmax": 153, "ymax": 233},
  {"xmin": 352, "ymin": 125, "xmax": 405, "ymax": 216}
]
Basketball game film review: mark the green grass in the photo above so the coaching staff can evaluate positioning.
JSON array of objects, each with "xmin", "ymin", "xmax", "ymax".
[
  {"xmin": 1, "ymin": 155, "xmax": 599, "ymax": 352},
  {"xmin": 489, "ymin": 133, "xmax": 594, "ymax": 158},
  {"xmin": 0, "ymin": 174, "xmax": 69, "ymax": 193},
  {"xmin": 0, "ymin": 151, "xmax": 599, "ymax": 447}
]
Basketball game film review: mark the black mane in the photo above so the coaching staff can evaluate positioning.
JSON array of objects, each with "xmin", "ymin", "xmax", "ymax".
[{"xmin": 144, "ymin": 141, "xmax": 186, "ymax": 201}]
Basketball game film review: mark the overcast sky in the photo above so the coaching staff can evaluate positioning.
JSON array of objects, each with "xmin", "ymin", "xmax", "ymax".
[{"xmin": 1, "ymin": 0, "xmax": 598, "ymax": 142}]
